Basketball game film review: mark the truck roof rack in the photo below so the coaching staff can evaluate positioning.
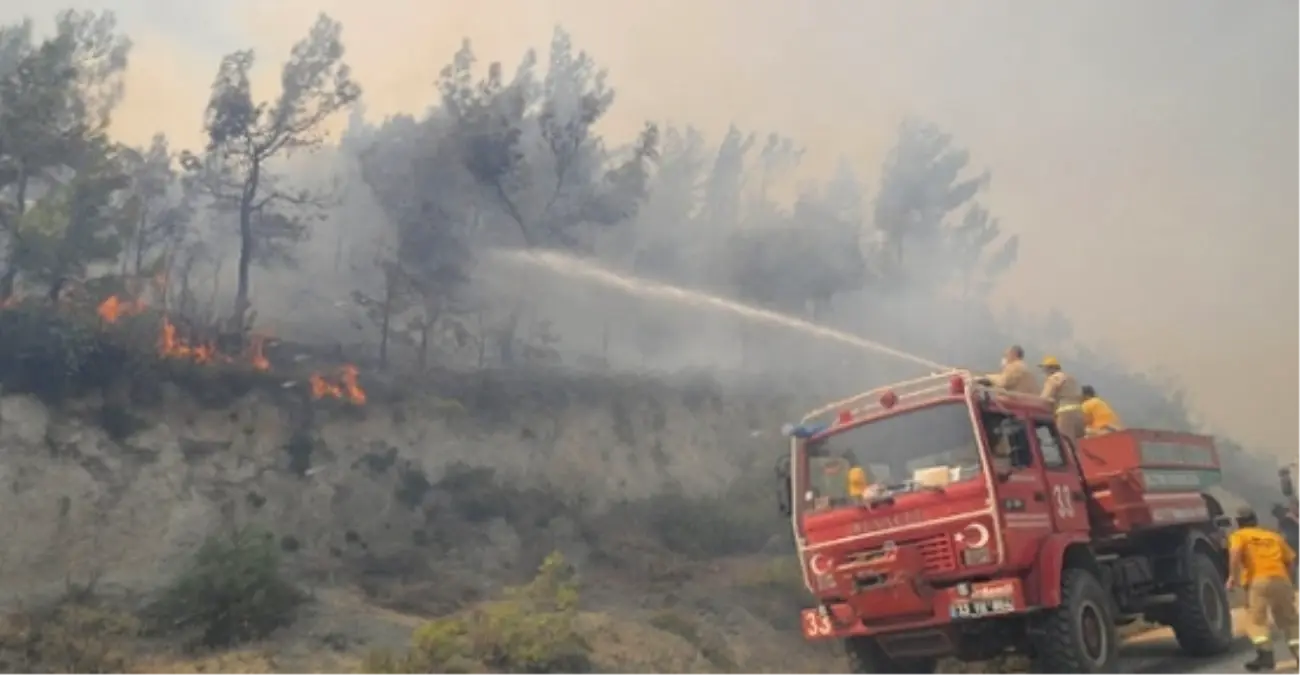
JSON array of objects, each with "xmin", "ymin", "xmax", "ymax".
[{"xmin": 798, "ymin": 369, "xmax": 1054, "ymax": 428}]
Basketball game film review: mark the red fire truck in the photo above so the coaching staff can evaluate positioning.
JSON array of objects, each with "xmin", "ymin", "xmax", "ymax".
[{"xmin": 775, "ymin": 370, "xmax": 1233, "ymax": 673}]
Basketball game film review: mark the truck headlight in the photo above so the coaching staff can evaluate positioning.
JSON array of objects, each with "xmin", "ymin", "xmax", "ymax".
[{"xmin": 962, "ymin": 547, "xmax": 991, "ymax": 566}]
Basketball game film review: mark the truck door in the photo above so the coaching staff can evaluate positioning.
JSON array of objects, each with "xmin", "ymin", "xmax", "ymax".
[
  {"xmin": 1031, "ymin": 419, "xmax": 1090, "ymax": 533},
  {"xmin": 986, "ymin": 413, "xmax": 1055, "ymax": 562}
]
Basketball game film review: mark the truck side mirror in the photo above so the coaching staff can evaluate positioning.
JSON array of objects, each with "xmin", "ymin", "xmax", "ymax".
[{"xmin": 775, "ymin": 457, "xmax": 792, "ymax": 517}]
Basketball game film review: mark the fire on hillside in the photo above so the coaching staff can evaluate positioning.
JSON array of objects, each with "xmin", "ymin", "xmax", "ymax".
[{"xmin": 0, "ymin": 292, "xmax": 372, "ymax": 406}]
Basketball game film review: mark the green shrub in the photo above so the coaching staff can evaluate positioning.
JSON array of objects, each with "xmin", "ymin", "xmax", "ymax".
[
  {"xmin": 147, "ymin": 525, "xmax": 305, "ymax": 648},
  {"xmin": 633, "ymin": 481, "xmax": 783, "ymax": 559},
  {"xmin": 362, "ymin": 552, "xmax": 591, "ymax": 674},
  {"xmin": 0, "ymin": 303, "xmax": 114, "ymax": 401}
]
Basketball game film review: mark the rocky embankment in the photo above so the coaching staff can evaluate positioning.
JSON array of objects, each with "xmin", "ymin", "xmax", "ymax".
[
  {"xmin": 0, "ymin": 301, "xmax": 839, "ymax": 671},
  {"xmin": 0, "ymin": 365, "xmax": 796, "ymax": 605}
]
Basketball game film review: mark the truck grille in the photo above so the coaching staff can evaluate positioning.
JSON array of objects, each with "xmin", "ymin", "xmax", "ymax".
[
  {"xmin": 843, "ymin": 534, "xmax": 957, "ymax": 575},
  {"xmin": 915, "ymin": 534, "xmax": 957, "ymax": 573}
]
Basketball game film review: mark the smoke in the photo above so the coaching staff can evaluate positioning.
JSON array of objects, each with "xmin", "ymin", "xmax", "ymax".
[{"xmin": 1, "ymin": 0, "xmax": 1294, "ymax": 459}]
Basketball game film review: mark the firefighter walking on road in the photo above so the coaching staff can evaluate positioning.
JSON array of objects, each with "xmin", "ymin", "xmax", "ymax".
[
  {"xmin": 1228, "ymin": 505, "xmax": 1299, "ymax": 671},
  {"xmin": 1038, "ymin": 356, "xmax": 1085, "ymax": 443}
]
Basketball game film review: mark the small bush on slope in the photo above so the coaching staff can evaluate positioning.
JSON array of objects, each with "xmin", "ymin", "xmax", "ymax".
[
  {"xmin": 362, "ymin": 552, "xmax": 590, "ymax": 674},
  {"xmin": 147, "ymin": 525, "xmax": 305, "ymax": 649}
]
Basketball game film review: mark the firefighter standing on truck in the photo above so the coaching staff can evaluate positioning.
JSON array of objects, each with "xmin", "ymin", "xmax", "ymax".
[
  {"xmin": 975, "ymin": 345, "xmax": 1039, "ymax": 394},
  {"xmin": 1228, "ymin": 505, "xmax": 1299, "ymax": 671},
  {"xmin": 1038, "ymin": 356, "xmax": 1085, "ymax": 443}
]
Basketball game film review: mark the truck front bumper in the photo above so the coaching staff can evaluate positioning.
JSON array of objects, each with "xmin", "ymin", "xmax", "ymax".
[{"xmin": 799, "ymin": 577, "xmax": 1028, "ymax": 642}]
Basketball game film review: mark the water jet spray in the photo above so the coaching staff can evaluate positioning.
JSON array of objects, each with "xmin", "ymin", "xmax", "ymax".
[{"xmin": 490, "ymin": 248, "xmax": 955, "ymax": 373}]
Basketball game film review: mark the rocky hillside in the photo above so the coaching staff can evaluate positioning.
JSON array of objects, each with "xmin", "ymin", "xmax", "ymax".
[
  {"xmin": 0, "ymin": 304, "xmax": 844, "ymax": 671},
  {"xmin": 0, "ymin": 357, "xmax": 802, "ymax": 591}
]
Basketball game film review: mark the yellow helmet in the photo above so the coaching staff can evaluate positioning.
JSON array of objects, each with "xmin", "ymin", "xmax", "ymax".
[{"xmin": 1039, "ymin": 356, "xmax": 1061, "ymax": 369}]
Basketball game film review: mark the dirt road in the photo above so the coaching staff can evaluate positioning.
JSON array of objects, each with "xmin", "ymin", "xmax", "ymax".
[{"xmin": 1121, "ymin": 608, "xmax": 1296, "ymax": 674}]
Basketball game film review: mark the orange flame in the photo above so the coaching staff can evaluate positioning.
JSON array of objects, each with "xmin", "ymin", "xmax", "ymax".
[
  {"xmin": 247, "ymin": 335, "xmax": 271, "ymax": 371},
  {"xmin": 309, "ymin": 365, "xmax": 366, "ymax": 405},
  {"xmin": 40, "ymin": 289, "xmax": 361, "ymax": 402},
  {"xmin": 159, "ymin": 317, "xmax": 217, "ymax": 363},
  {"xmin": 97, "ymin": 295, "xmax": 147, "ymax": 324}
]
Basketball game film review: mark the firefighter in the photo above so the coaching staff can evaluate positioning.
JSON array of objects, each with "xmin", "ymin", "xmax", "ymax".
[
  {"xmin": 1229, "ymin": 505, "xmax": 1299, "ymax": 670},
  {"xmin": 1081, "ymin": 385, "xmax": 1123, "ymax": 436},
  {"xmin": 847, "ymin": 466, "xmax": 869, "ymax": 499},
  {"xmin": 975, "ymin": 345, "xmax": 1039, "ymax": 394},
  {"xmin": 1039, "ymin": 356, "xmax": 1085, "ymax": 443}
]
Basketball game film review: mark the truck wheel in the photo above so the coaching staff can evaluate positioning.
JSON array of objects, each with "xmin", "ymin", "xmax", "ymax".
[
  {"xmin": 845, "ymin": 637, "xmax": 937, "ymax": 674},
  {"xmin": 1168, "ymin": 552, "xmax": 1234, "ymax": 656},
  {"xmin": 1033, "ymin": 568, "xmax": 1119, "ymax": 673}
]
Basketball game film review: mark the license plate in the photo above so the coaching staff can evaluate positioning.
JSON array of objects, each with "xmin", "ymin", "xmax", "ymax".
[{"xmin": 950, "ymin": 597, "xmax": 1014, "ymax": 619}]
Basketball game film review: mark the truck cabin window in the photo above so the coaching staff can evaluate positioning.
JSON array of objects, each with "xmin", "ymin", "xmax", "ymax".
[
  {"xmin": 804, "ymin": 403, "xmax": 984, "ymax": 509},
  {"xmin": 984, "ymin": 413, "xmax": 1032, "ymax": 470}
]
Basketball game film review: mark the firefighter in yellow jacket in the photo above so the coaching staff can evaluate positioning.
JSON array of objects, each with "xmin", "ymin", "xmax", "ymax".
[
  {"xmin": 1228, "ymin": 505, "xmax": 1299, "ymax": 671},
  {"xmin": 1081, "ymin": 385, "xmax": 1123, "ymax": 435},
  {"xmin": 1039, "ymin": 356, "xmax": 1085, "ymax": 443}
]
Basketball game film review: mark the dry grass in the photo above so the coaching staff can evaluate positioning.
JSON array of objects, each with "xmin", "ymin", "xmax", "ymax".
[{"xmin": 0, "ymin": 597, "xmax": 141, "ymax": 673}]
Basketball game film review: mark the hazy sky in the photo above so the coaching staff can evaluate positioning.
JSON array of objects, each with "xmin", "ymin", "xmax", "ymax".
[{"xmin": 3, "ymin": 0, "xmax": 1296, "ymax": 456}]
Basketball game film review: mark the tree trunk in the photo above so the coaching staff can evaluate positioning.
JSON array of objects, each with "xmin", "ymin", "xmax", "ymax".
[
  {"xmin": 0, "ymin": 169, "xmax": 30, "ymax": 301},
  {"xmin": 233, "ymin": 160, "xmax": 261, "ymax": 334},
  {"xmin": 47, "ymin": 276, "xmax": 65, "ymax": 303},
  {"xmin": 234, "ymin": 212, "xmax": 253, "ymax": 328},
  {"xmin": 178, "ymin": 260, "xmax": 193, "ymax": 317},
  {"xmin": 132, "ymin": 208, "xmax": 148, "ymax": 276},
  {"xmin": 208, "ymin": 258, "xmax": 224, "ymax": 326},
  {"xmin": 497, "ymin": 306, "xmax": 521, "ymax": 366},
  {"xmin": 418, "ymin": 305, "xmax": 440, "ymax": 371},
  {"xmin": 378, "ymin": 271, "xmax": 393, "ymax": 369}
]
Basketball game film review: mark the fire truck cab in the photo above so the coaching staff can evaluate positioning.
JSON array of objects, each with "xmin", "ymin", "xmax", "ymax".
[{"xmin": 776, "ymin": 370, "xmax": 1233, "ymax": 673}]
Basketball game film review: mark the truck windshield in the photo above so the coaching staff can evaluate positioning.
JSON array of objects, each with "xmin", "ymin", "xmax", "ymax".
[{"xmin": 805, "ymin": 403, "xmax": 983, "ymax": 508}]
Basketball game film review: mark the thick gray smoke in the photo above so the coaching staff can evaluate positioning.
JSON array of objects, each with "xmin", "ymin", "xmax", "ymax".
[{"xmin": 0, "ymin": 1, "xmax": 1293, "ymax": 475}]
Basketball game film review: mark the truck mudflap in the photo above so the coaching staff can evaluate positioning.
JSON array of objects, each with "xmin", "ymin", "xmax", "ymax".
[{"xmin": 799, "ymin": 577, "xmax": 1028, "ymax": 642}]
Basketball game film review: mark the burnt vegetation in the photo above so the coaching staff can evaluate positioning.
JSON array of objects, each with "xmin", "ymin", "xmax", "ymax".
[{"xmin": 0, "ymin": 7, "xmax": 1286, "ymax": 674}]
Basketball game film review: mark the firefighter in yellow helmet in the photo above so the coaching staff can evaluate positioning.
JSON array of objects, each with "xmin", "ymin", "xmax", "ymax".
[{"xmin": 1039, "ymin": 356, "xmax": 1085, "ymax": 443}]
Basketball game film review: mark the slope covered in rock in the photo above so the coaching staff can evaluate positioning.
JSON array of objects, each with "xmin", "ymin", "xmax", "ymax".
[{"xmin": 0, "ymin": 304, "xmax": 837, "ymax": 672}]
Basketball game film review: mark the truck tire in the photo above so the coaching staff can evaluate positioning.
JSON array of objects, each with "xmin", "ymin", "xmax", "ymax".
[
  {"xmin": 1032, "ymin": 568, "xmax": 1119, "ymax": 673},
  {"xmin": 845, "ymin": 637, "xmax": 937, "ymax": 674},
  {"xmin": 1168, "ymin": 552, "xmax": 1233, "ymax": 656}
]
